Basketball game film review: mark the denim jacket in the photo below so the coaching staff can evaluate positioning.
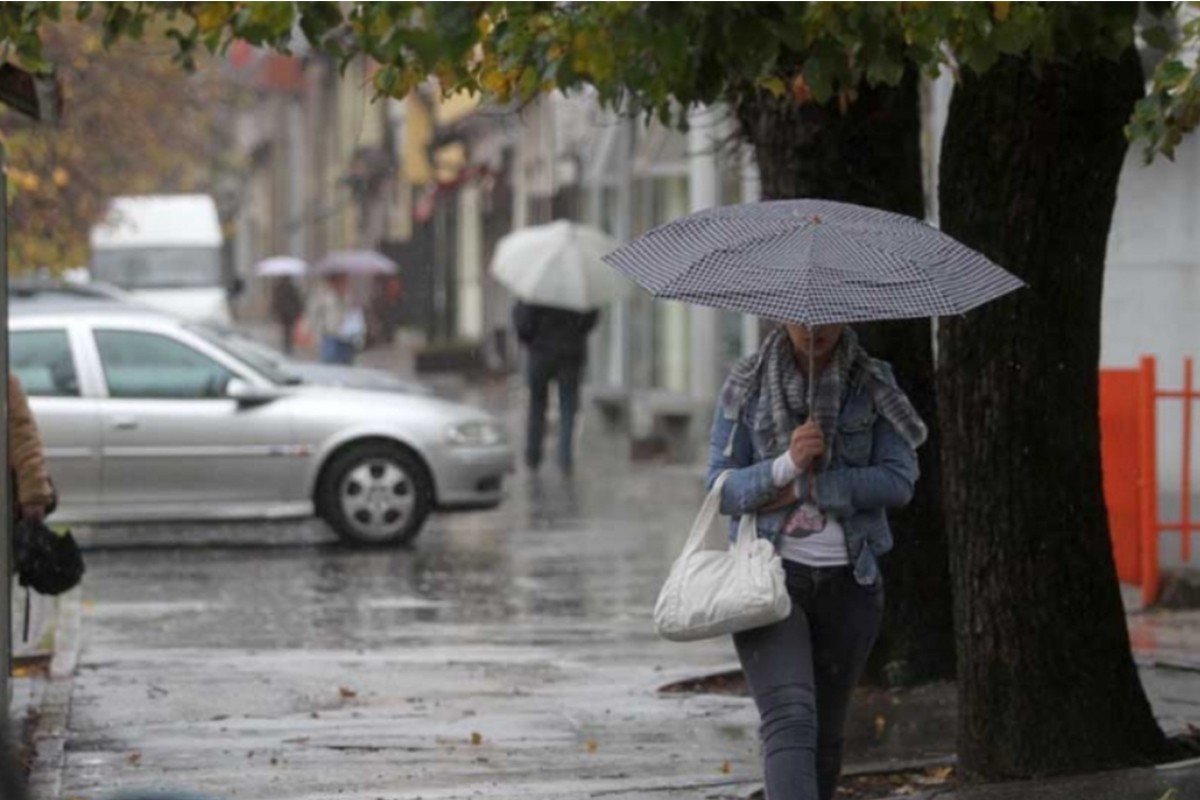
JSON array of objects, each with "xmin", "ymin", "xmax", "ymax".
[{"xmin": 705, "ymin": 362, "xmax": 919, "ymax": 586}]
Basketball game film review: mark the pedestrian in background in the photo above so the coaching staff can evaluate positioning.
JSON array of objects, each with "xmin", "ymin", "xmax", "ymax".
[
  {"xmin": 513, "ymin": 300, "xmax": 599, "ymax": 475},
  {"xmin": 307, "ymin": 273, "xmax": 363, "ymax": 365},
  {"xmin": 270, "ymin": 276, "xmax": 305, "ymax": 355},
  {"xmin": 9, "ymin": 373, "xmax": 53, "ymax": 524}
]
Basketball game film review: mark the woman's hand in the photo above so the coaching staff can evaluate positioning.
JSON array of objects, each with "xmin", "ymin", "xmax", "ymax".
[
  {"xmin": 761, "ymin": 483, "xmax": 798, "ymax": 513},
  {"xmin": 789, "ymin": 421, "xmax": 825, "ymax": 472}
]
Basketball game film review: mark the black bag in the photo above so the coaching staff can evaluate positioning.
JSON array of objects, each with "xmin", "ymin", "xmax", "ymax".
[{"xmin": 12, "ymin": 518, "xmax": 84, "ymax": 595}]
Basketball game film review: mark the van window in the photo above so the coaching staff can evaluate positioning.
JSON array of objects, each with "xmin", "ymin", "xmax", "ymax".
[{"xmin": 91, "ymin": 248, "xmax": 221, "ymax": 289}]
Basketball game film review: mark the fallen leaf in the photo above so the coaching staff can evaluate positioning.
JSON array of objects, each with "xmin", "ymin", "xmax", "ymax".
[
  {"xmin": 584, "ymin": 739, "xmax": 599, "ymax": 753},
  {"xmin": 927, "ymin": 765, "xmax": 954, "ymax": 782},
  {"xmin": 470, "ymin": 732, "xmax": 483, "ymax": 746},
  {"xmin": 720, "ymin": 759, "xmax": 732, "ymax": 774},
  {"xmin": 127, "ymin": 751, "xmax": 142, "ymax": 766},
  {"xmin": 339, "ymin": 687, "xmax": 358, "ymax": 699}
]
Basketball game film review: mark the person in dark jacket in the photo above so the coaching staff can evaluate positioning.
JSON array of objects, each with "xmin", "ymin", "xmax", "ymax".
[
  {"xmin": 270, "ymin": 277, "xmax": 305, "ymax": 355},
  {"xmin": 513, "ymin": 301, "xmax": 599, "ymax": 474}
]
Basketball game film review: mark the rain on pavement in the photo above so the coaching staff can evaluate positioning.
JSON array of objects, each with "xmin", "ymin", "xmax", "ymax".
[{"xmin": 58, "ymin": 417, "xmax": 765, "ymax": 800}]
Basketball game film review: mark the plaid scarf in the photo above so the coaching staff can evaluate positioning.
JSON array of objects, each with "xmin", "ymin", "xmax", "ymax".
[{"xmin": 718, "ymin": 327, "xmax": 927, "ymax": 466}]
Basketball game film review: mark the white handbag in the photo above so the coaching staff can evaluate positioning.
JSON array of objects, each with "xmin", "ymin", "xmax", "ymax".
[{"xmin": 654, "ymin": 471, "xmax": 792, "ymax": 642}]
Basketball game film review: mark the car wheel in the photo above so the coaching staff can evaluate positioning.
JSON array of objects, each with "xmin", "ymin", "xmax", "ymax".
[{"xmin": 318, "ymin": 442, "xmax": 432, "ymax": 546}]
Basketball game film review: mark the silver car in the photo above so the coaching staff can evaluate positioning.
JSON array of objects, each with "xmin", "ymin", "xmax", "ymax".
[{"xmin": 11, "ymin": 298, "xmax": 514, "ymax": 545}]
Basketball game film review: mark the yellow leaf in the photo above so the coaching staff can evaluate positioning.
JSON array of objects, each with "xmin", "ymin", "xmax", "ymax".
[
  {"xmin": 720, "ymin": 759, "xmax": 732, "ymax": 774},
  {"xmin": 993, "ymin": 1, "xmax": 1011, "ymax": 23},
  {"xmin": 757, "ymin": 76, "xmax": 788, "ymax": 98},
  {"xmin": 927, "ymin": 765, "xmax": 954, "ymax": 782},
  {"xmin": 470, "ymin": 731, "xmax": 483, "ymax": 746},
  {"xmin": 585, "ymin": 739, "xmax": 599, "ymax": 753},
  {"xmin": 52, "ymin": 167, "xmax": 69, "ymax": 188},
  {"xmin": 194, "ymin": 2, "xmax": 234, "ymax": 34},
  {"xmin": 873, "ymin": 714, "xmax": 887, "ymax": 738}
]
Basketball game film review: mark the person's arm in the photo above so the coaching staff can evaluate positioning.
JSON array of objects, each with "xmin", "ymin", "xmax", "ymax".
[
  {"xmin": 706, "ymin": 406, "xmax": 791, "ymax": 516},
  {"xmin": 798, "ymin": 416, "xmax": 918, "ymax": 515},
  {"xmin": 512, "ymin": 302, "xmax": 538, "ymax": 345},
  {"xmin": 8, "ymin": 374, "xmax": 53, "ymax": 518}
]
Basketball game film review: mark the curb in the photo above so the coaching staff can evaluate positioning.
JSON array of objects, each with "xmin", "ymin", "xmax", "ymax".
[{"xmin": 26, "ymin": 586, "xmax": 83, "ymax": 800}]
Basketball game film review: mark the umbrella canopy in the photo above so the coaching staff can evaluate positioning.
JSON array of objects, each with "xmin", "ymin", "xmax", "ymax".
[
  {"xmin": 602, "ymin": 199, "xmax": 1023, "ymax": 326},
  {"xmin": 315, "ymin": 250, "xmax": 397, "ymax": 276},
  {"xmin": 254, "ymin": 255, "xmax": 308, "ymax": 277},
  {"xmin": 490, "ymin": 220, "xmax": 634, "ymax": 312}
]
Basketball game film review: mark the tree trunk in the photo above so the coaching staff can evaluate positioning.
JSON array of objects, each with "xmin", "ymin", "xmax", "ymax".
[
  {"xmin": 937, "ymin": 50, "xmax": 1166, "ymax": 778},
  {"xmin": 736, "ymin": 70, "xmax": 955, "ymax": 687}
]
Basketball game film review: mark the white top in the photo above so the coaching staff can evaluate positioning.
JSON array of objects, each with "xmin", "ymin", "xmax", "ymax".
[
  {"xmin": 769, "ymin": 452, "xmax": 850, "ymax": 567},
  {"xmin": 778, "ymin": 516, "xmax": 850, "ymax": 566}
]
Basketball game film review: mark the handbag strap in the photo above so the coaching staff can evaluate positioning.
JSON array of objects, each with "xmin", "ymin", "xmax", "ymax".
[
  {"xmin": 681, "ymin": 471, "xmax": 758, "ymax": 557},
  {"xmin": 733, "ymin": 509, "xmax": 760, "ymax": 553}
]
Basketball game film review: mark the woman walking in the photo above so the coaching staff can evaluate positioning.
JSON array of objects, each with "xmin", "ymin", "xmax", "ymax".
[
  {"xmin": 707, "ymin": 322, "xmax": 924, "ymax": 800},
  {"xmin": 307, "ymin": 273, "xmax": 363, "ymax": 365}
]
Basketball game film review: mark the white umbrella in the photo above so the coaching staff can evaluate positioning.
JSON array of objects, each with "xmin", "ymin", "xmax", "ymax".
[
  {"xmin": 490, "ymin": 220, "xmax": 633, "ymax": 311},
  {"xmin": 315, "ymin": 250, "xmax": 397, "ymax": 275},
  {"xmin": 254, "ymin": 256, "xmax": 308, "ymax": 277}
]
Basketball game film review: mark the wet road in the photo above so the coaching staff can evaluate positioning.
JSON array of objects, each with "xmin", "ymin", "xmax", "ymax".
[
  {"xmin": 55, "ymin": 453, "xmax": 773, "ymax": 800},
  {"xmin": 40, "ymin": 409, "xmax": 1197, "ymax": 800}
]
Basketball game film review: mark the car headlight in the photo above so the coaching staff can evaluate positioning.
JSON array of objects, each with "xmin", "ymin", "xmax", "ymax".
[{"xmin": 445, "ymin": 420, "xmax": 507, "ymax": 447}]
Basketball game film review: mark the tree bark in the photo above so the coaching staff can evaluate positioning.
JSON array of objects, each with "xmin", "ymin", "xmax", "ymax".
[
  {"xmin": 938, "ymin": 50, "xmax": 1166, "ymax": 778},
  {"xmin": 736, "ymin": 70, "xmax": 955, "ymax": 687}
]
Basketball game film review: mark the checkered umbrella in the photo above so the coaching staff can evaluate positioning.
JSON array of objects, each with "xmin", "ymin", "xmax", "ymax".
[{"xmin": 602, "ymin": 199, "xmax": 1023, "ymax": 327}]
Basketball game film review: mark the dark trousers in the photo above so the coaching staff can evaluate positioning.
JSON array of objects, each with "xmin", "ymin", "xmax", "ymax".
[
  {"xmin": 734, "ymin": 561, "xmax": 884, "ymax": 800},
  {"xmin": 525, "ymin": 355, "xmax": 582, "ymax": 471},
  {"xmin": 280, "ymin": 320, "xmax": 296, "ymax": 355}
]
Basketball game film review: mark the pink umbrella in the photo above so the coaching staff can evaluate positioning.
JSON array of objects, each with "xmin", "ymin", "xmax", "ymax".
[{"xmin": 314, "ymin": 250, "xmax": 397, "ymax": 275}]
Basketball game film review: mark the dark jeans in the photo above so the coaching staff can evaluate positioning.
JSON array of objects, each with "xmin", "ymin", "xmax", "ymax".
[
  {"xmin": 280, "ymin": 320, "xmax": 296, "ymax": 355},
  {"xmin": 525, "ymin": 355, "xmax": 582, "ymax": 471},
  {"xmin": 734, "ymin": 561, "xmax": 884, "ymax": 800},
  {"xmin": 321, "ymin": 336, "xmax": 356, "ymax": 365}
]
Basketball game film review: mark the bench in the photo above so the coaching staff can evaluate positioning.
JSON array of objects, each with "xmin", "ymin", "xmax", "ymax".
[{"xmin": 589, "ymin": 384, "xmax": 632, "ymax": 432}]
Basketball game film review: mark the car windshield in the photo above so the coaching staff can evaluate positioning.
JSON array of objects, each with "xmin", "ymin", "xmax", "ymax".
[{"xmin": 186, "ymin": 324, "xmax": 302, "ymax": 386}]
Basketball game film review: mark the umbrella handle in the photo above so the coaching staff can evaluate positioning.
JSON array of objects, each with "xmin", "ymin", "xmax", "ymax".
[{"xmin": 807, "ymin": 327, "xmax": 820, "ymax": 507}]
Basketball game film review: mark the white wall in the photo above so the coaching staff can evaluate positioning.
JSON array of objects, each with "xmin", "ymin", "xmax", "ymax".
[{"xmin": 1105, "ymin": 129, "xmax": 1200, "ymax": 535}]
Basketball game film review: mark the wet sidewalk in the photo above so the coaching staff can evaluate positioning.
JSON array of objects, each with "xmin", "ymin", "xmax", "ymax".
[{"xmin": 13, "ymin": 389, "xmax": 1200, "ymax": 799}]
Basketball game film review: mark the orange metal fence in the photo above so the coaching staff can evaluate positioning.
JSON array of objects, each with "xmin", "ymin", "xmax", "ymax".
[{"xmin": 1100, "ymin": 356, "xmax": 1200, "ymax": 606}]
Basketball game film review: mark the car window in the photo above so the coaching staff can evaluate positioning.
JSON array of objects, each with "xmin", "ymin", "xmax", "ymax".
[
  {"xmin": 11, "ymin": 330, "xmax": 80, "ymax": 397},
  {"xmin": 186, "ymin": 324, "xmax": 299, "ymax": 386},
  {"xmin": 95, "ymin": 330, "xmax": 234, "ymax": 399}
]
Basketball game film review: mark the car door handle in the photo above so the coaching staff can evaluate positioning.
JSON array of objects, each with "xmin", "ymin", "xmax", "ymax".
[{"xmin": 110, "ymin": 417, "xmax": 140, "ymax": 431}]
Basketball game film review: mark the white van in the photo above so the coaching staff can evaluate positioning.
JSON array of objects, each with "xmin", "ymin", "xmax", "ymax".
[{"xmin": 89, "ymin": 194, "xmax": 231, "ymax": 324}]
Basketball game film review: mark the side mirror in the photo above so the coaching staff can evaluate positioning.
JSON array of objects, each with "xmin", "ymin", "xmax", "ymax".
[{"xmin": 225, "ymin": 378, "xmax": 280, "ymax": 407}]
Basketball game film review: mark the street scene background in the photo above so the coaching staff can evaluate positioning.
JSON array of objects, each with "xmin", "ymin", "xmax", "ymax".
[{"xmin": 3, "ymin": 4, "xmax": 1200, "ymax": 800}]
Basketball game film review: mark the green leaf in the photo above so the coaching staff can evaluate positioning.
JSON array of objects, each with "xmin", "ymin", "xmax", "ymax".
[
  {"xmin": 374, "ymin": 64, "xmax": 404, "ymax": 97},
  {"xmin": 1142, "ymin": 25, "xmax": 1175, "ymax": 52},
  {"xmin": 1158, "ymin": 59, "xmax": 1191, "ymax": 91},
  {"xmin": 299, "ymin": 2, "xmax": 344, "ymax": 47}
]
